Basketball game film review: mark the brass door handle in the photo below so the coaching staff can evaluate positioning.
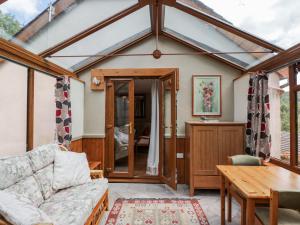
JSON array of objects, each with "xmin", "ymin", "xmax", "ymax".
[{"xmin": 129, "ymin": 122, "xmax": 133, "ymax": 134}]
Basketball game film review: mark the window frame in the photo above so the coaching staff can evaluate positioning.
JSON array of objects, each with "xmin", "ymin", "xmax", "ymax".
[{"xmin": 270, "ymin": 64, "xmax": 300, "ymax": 173}]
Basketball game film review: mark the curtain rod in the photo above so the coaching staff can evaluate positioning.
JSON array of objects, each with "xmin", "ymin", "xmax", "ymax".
[{"xmin": 48, "ymin": 50, "xmax": 274, "ymax": 58}]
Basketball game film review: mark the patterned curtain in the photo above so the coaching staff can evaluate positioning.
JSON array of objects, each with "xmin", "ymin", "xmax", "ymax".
[
  {"xmin": 245, "ymin": 72, "xmax": 271, "ymax": 158},
  {"xmin": 55, "ymin": 76, "xmax": 72, "ymax": 148}
]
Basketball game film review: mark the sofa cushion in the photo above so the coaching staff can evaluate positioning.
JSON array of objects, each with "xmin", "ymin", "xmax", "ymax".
[
  {"xmin": 0, "ymin": 155, "xmax": 33, "ymax": 190},
  {"xmin": 4, "ymin": 176, "xmax": 44, "ymax": 207},
  {"xmin": 53, "ymin": 150, "xmax": 91, "ymax": 190},
  {"xmin": 27, "ymin": 144, "xmax": 58, "ymax": 172},
  {"xmin": 256, "ymin": 207, "xmax": 300, "ymax": 225},
  {"xmin": 34, "ymin": 164, "xmax": 56, "ymax": 200},
  {"xmin": 40, "ymin": 199, "xmax": 92, "ymax": 225},
  {"xmin": 0, "ymin": 191, "xmax": 52, "ymax": 225},
  {"xmin": 45, "ymin": 179, "xmax": 108, "ymax": 209}
]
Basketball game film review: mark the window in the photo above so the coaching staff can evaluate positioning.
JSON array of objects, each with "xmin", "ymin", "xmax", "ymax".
[
  {"xmin": 270, "ymin": 64, "xmax": 300, "ymax": 171},
  {"xmin": 269, "ymin": 67, "xmax": 290, "ymax": 162}
]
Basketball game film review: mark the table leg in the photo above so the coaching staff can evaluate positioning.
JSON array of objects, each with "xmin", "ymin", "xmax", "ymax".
[
  {"xmin": 220, "ymin": 174, "xmax": 225, "ymax": 225},
  {"xmin": 246, "ymin": 198, "xmax": 255, "ymax": 225}
]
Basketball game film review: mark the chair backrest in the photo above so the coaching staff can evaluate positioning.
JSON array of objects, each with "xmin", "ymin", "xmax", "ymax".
[
  {"xmin": 269, "ymin": 189, "xmax": 300, "ymax": 225},
  {"xmin": 228, "ymin": 155, "xmax": 263, "ymax": 166}
]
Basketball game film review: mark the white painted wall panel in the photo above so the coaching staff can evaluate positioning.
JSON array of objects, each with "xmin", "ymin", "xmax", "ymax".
[{"xmin": 234, "ymin": 74, "xmax": 249, "ymax": 122}]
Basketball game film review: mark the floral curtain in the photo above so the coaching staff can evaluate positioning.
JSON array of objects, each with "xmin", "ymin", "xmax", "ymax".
[
  {"xmin": 55, "ymin": 76, "xmax": 72, "ymax": 148},
  {"xmin": 245, "ymin": 71, "xmax": 271, "ymax": 158}
]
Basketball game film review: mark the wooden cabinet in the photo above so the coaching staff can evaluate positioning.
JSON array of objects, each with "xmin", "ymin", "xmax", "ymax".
[{"xmin": 185, "ymin": 122, "xmax": 245, "ymax": 196}]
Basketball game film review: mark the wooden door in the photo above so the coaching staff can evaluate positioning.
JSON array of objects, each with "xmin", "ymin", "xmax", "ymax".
[
  {"xmin": 159, "ymin": 73, "xmax": 177, "ymax": 189},
  {"xmin": 105, "ymin": 79, "xmax": 135, "ymax": 177}
]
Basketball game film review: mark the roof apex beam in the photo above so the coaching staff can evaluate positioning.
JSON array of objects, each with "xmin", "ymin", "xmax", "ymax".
[
  {"xmin": 150, "ymin": 0, "xmax": 163, "ymax": 35},
  {"xmin": 162, "ymin": 31, "xmax": 245, "ymax": 72},
  {"xmin": 174, "ymin": 2, "xmax": 284, "ymax": 53},
  {"xmin": 39, "ymin": 2, "xmax": 148, "ymax": 57}
]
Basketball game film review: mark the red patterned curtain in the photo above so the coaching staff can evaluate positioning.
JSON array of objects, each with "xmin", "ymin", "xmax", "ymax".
[
  {"xmin": 245, "ymin": 72, "xmax": 271, "ymax": 158},
  {"xmin": 55, "ymin": 76, "xmax": 72, "ymax": 148}
]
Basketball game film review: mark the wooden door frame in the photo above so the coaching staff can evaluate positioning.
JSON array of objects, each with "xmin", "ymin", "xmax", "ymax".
[{"xmin": 102, "ymin": 68, "xmax": 179, "ymax": 182}]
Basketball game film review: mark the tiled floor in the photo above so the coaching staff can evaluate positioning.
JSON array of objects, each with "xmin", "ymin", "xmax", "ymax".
[{"xmin": 100, "ymin": 183, "xmax": 241, "ymax": 225}]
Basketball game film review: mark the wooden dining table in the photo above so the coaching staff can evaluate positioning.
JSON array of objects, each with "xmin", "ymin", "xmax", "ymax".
[{"xmin": 217, "ymin": 165, "xmax": 300, "ymax": 225}]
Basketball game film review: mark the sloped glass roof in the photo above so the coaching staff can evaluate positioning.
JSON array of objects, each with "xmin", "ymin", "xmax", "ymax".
[
  {"xmin": 177, "ymin": 0, "xmax": 300, "ymax": 49},
  {"xmin": 0, "ymin": 0, "xmax": 138, "ymax": 53},
  {"xmin": 164, "ymin": 6, "xmax": 275, "ymax": 69},
  {"xmin": 1, "ymin": 0, "xmax": 295, "ymax": 72},
  {"xmin": 48, "ymin": 5, "xmax": 151, "ymax": 71}
]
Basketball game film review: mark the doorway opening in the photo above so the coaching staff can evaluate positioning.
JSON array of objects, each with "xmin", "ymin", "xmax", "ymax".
[{"xmin": 103, "ymin": 68, "xmax": 177, "ymax": 189}]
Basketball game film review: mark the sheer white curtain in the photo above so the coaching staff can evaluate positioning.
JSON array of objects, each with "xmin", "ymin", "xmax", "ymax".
[{"xmin": 147, "ymin": 80, "xmax": 159, "ymax": 175}]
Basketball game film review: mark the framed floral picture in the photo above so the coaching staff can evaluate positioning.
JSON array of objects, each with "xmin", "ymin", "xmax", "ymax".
[{"xmin": 192, "ymin": 75, "xmax": 222, "ymax": 116}]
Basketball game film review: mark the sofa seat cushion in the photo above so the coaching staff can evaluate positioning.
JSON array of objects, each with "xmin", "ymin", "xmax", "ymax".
[
  {"xmin": 33, "ymin": 164, "xmax": 56, "ymax": 200},
  {"xmin": 27, "ymin": 144, "xmax": 58, "ymax": 172},
  {"xmin": 40, "ymin": 199, "xmax": 93, "ymax": 225},
  {"xmin": 45, "ymin": 179, "xmax": 108, "ymax": 209},
  {"xmin": 0, "ymin": 155, "xmax": 33, "ymax": 190},
  {"xmin": 256, "ymin": 207, "xmax": 300, "ymax": 225},
  {"xmin": 0, "ymin": 191, "xmax": 52, "ymax": 225},
  {"xmin": 4, "ymin": 176, "xmax": 44, "ymax": 207}
]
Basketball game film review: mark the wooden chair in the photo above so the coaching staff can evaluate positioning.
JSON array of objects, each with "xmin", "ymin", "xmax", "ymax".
[
  {"xmin": 227, "ymin": 155, "xmax": 263, "ymax": 225},
  {"xmin": 256, "ymin": 189, "xmax": 300, "ymax": 225}
]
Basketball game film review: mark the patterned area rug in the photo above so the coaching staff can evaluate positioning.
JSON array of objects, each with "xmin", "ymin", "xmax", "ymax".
[{"xmin": 105, "ymin": 198, "xmax": 210, "ymax": 225}]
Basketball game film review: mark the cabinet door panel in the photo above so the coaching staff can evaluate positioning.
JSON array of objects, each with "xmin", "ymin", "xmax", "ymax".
[
  {"xmin": 192, "ymin": 126, "xmax": 219, "ymax": 175},
  {"xmin": 218, "ymin": 126, "xmax": 245, "ymax": 165}
]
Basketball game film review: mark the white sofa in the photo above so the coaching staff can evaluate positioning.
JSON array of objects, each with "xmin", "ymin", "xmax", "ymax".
[{"xmin": 0, "ymin": 144, "xmax": 109, "ymax": 225}]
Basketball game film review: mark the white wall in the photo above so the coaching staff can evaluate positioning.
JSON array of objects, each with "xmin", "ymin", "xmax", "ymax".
[
  {"xmin": 70, "ymin": 79, "xmax": 84, "ymax": 139},
  {"xmin": 234, "ymin": 74, "xmax": 249, "ymax": 122},
  {"xmin": 80, "ymin": 37, "xmax": 241, "ymax": 137},
  {"xmin": 0, "ymin": 61, "xmax": 27, "ymax": 157}
]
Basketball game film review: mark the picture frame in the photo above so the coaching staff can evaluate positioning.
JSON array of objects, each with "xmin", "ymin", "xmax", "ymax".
[{"xmin": 192, "ymin": 75, "xmax": 222, "ymax": 117}]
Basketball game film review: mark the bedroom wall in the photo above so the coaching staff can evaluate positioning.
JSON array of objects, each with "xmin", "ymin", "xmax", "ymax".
[{"xmin": 80, "ymin": 36, "xmax": 241, "ymax": 137}]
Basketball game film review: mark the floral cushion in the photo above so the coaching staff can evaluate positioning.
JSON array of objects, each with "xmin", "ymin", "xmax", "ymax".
[
  {"xmin": 53, "ymin": 151, "xmax": 91, "ymax": 190},
  {"xmin": 0, "ymin": 191, "xmax": 52, "ymax": 225},
  {"xmin": 4, "ymin": 176, "xmax": 44, "ymax": 207},
  {"xmin": 34, "ymin": 164, "xmax": 56, "ymax": 200},
  {"xmin": 27, "ymin": 144, "xmax": 58, "ymax": 172},
  {"xmin": 45, "ymin": 179, "xmax": 108, "ymax": 208},
  {"xmin": 0, "ymin": 155, "xmax": 33, "ymax": 190},
  {"xmin": 40, "ymin": 199, "xmax": 92, "ymax": 225}
]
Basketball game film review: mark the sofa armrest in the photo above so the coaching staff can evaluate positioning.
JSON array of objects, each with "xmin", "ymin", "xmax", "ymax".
[{"xmin": 90, "ymin": 169, "xmax": 104, "ymax": 179}]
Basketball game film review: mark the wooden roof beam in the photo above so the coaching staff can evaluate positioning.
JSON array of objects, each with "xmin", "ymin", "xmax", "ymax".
[
  {"xmin": 174, "ymin": 2, "xmax": 284, "ymax": 53},
  {"xmin": 162, "ymin": 31, "xmax": 245, "ymax": 72},
  {"xmin": 0, "ymin": 38, "xmax": 76, "ymax": 77},
  {"xmin": 150, "ymin": 0, "xmax": 163, "ymax": 35},
  {"xmin": 75, "ymin": 32, "xmax": 153, "ymax": 75},
  {"xmin": 39, "ymin": 2, "xmax": 149, "ymax": 57},
  {"xmin": 246, "ymin": 43, "xmax": 300, "ymax": 73}
]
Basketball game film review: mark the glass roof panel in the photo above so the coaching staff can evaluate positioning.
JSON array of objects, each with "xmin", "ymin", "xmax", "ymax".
[
  {"xmin": 0, "ymin": 0, "xmax": 138, "ymax": 54},
  {"xmin": 164, "ymin": 6, "xmax": 276, "ymax": 69},
  {"xmin": 48, "ymin": 5, "xmax": 151, "ymax": 70},
  {"xmin": 177, "ymin": 0, "xmax": 300, "ymax": 49}
]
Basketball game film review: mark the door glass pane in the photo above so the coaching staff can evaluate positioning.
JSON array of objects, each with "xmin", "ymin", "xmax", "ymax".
[
  {"xmin": 114, "ymin": 81, "xmax": 130, "ymax": 172},
  {"xmin": 163, "ymin": 79, "xmax": 172, "ymax": 178},
  {"xmin": 269, "ymin": 67, "xmax": 290, "ymax": 162}
]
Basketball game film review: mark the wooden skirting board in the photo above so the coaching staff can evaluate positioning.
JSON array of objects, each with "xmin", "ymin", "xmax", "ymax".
[{"xmin": 71, "ymin": 137, "xmax": 186, "ymax": 184}]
